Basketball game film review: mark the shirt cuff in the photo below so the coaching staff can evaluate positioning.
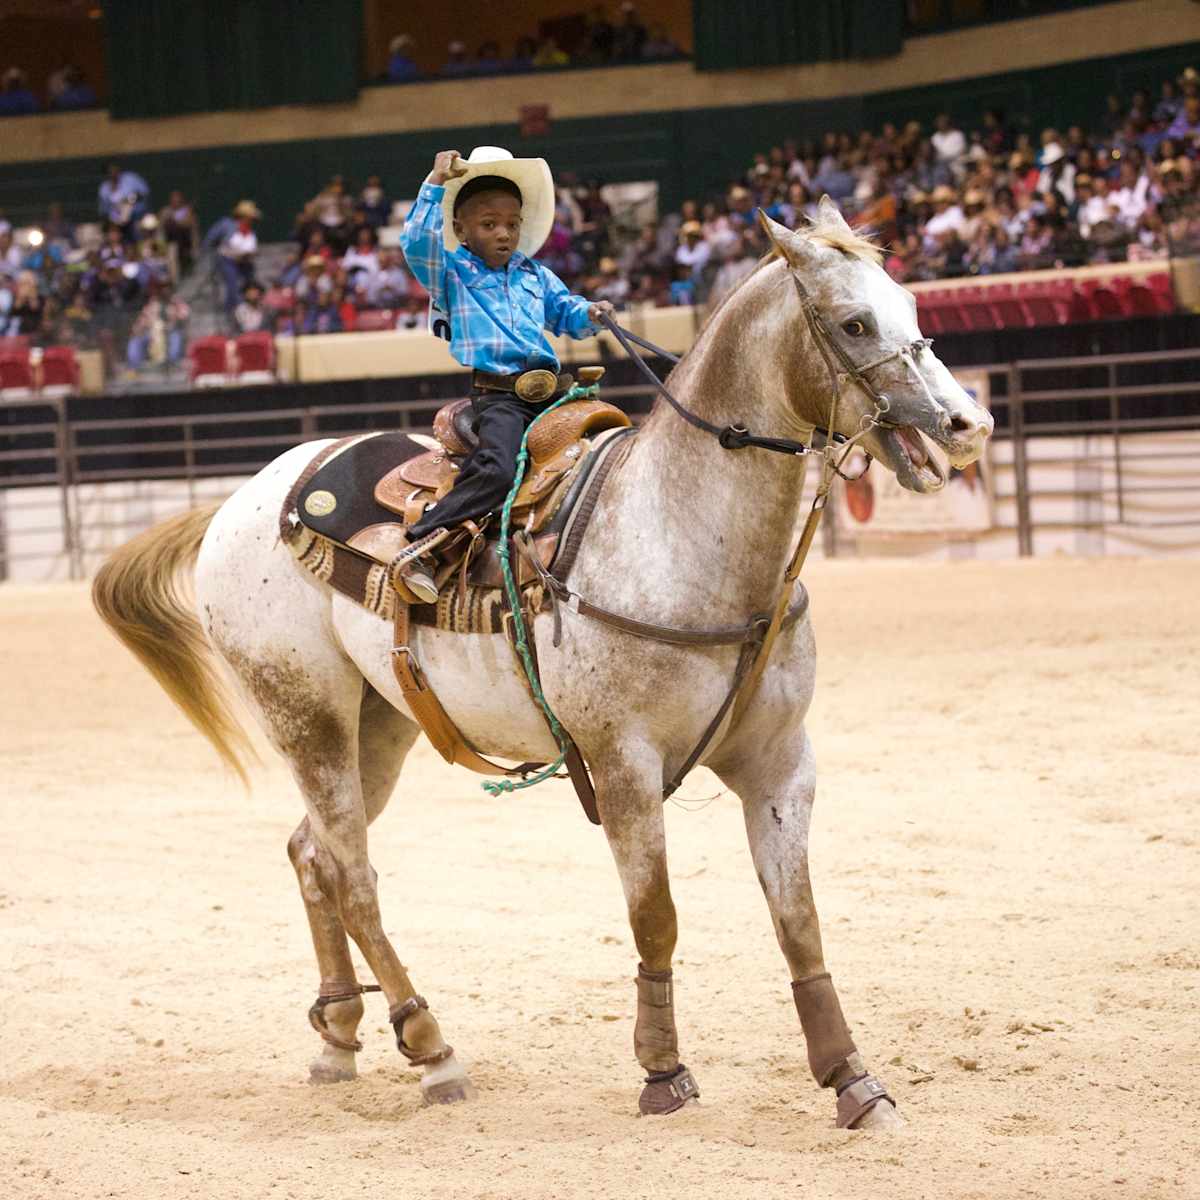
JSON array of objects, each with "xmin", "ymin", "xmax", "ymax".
[{"xmin": 419, "ymin": 182, "xmax": 446, "ymax": 201}]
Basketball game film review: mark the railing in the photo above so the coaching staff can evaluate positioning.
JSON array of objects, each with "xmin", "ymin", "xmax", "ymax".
[{"xmin": 3, "ymin": 349, "xmax": 1200, "ymax": 580}]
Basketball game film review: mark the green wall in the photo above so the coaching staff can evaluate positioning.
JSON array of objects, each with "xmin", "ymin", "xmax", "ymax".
[{"xmin": 0, "ymin": 40, "xmax": 1194, "ymax": 240}]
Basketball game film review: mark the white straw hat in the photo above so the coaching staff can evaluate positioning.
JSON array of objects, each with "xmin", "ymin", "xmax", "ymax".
[{"xmin": 441, "ymin": 145, "xmax": 555, "ymax": 258}]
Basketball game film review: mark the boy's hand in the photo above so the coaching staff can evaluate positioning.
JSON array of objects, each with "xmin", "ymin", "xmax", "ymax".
[
  {"xmin": 427, "ymin": 151, "xmax": 468, "ymax": 186},
  {"xmin": 588, "ymin": 300, "xmax": 615, "ymax": 324}
]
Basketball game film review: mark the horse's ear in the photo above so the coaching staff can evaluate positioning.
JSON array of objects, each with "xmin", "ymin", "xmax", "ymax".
[
  {"xmin": 756, "ymin": 208, "xmax": 823, "ymax": 271},
  {"xmin": 816, "ymin": 194, "xmax": 851, "ymax": 231}
]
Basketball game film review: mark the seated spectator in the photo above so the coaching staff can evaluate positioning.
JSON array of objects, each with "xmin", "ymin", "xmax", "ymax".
[
  {"xmin": 582, "ymin": 6, "xmax": 615, "ymax": 64},
  {"xmin": 0, "ymin": 67, "xmax": 37, "ymax": 116},
  {"xmin": 99, "ymin": 225, "xmax": 126, "ymax": 268},
  {"xmin": 474, "ymin": 41, "xmax": 503, "ymax": 74},
  {"xmin": 312, "ymin": 176, "xmax": 353, "ymax": 253},
  {"xmin": 1109, "ymin": 161, "xmax": 1149, "ymax": 229},
  {"xmin": 642, "ymin": 24, "xmax": 681, "ymax": 60},
  {"xmin": 1018, "ymin": 215, "xmax": 1054, "ymax": 268},
  {"xmin": 126, "ymin": 289, "xmax": 189, "ymax": 370},
  {"xmin": 442, "ymin": 41, "xmax": 473, "ymax": 76},
  {"xmin": 668, "ymin": 262, "xmax": 696, "ymax": 306},
  {"xmin": 533, "ymin": 36, "xmax": 569, "ymax": 68},
  {"xmin": 294, "ymin": 254, "xmax": 333, "ymax": 306},
  {"xmin": 618, "ymin": 223, "xmax": 665, "ymax": 277},
  {"xmin": 1037, "ymin": 143, "xmax": 1076, "ymax": 204},
  {"xmin": 341, "ymin": 225, "xmax": 379, "ymax": 284},
  {"xmin": 368, "ymin": 248, "xmax": 410, "ymax": 307},
  {"xmin": 512, "ymin": 36, "xmax": 537, "ymax": 71},
  {"xmin": 49, "ymin": 64, "xmax": 97, "ymax": 111},
  {"xmin": 922, "ymin": 185, "xmax": 964, "ymax": 251},
  {"xmin": 357, "ymin": 175, "xmax": 390, "ymax": 229},
  {"xmin": 1167, "ymin": 95, "xmax": 1200, "ymax": 147},
  {"xmin": 708, "ymin": 235, "xmax": 756, "ymax": 308},
  {"xmin": 98, "ymin": 163, "xmax": 151, "ymax": 241},
  {"xmin": 674, "ymin": 220, "xmax": 710, "ymax": 277},
  {"xmin": 931, "ymin": 113, "xmax": 966, "ymax": 168},
  {"xmin": 614, "ymin": 2, "xmax": 648, "ymax": 60},
  {"xmin": 6, "ymin": 270, "xmax": 43, "ymax": 335},
  {"xmin": 387, "ymin": 35, "xmax": 419, "ymax": 82},
  {"xmin": 158, "ymin": 190, "xmax": 199, "ymax": 275},
  {"xmin": 234, "ymin": 282, "xmax": 267, "ymax": 333}
]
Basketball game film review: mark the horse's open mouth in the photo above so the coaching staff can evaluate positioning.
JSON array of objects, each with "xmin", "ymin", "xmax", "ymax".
[{"xmin": 879, "ymin": 425, "xmax": 947, "ymax": 492}]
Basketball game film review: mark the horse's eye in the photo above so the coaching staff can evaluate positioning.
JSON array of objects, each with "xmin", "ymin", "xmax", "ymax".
[{"xmin": 842, "ymin": 319, "xmax": 866, "ymax": 337}]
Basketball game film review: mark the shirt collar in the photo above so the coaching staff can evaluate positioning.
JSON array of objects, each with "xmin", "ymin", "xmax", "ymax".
[{"xmin": 457, "ymin": 245, "xmax": 533, "ymax": 275}]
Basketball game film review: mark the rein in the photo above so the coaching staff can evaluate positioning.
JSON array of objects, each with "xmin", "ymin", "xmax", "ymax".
[{"xmin": 509, "ymin": 281, "xmax": 928, "ymax": 806}]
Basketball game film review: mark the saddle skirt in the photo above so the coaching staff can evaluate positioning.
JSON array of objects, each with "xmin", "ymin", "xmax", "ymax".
[{"xmin": 281, "ymin": 394, "xmax": 635, "ymax": 631}]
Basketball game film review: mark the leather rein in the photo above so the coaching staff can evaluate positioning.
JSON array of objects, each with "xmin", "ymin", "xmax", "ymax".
[{"xmin": 522, "ymin": 287, "xmax": 930, "ymax": 801}]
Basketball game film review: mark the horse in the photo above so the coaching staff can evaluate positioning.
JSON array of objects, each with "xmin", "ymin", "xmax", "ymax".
[{"xmin": 92, "ymin": 202, "xmax": 992, "ymax": 1123}]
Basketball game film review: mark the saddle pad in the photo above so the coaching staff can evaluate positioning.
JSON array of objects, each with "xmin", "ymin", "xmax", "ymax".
[{"xmin": 297, "ymin": 431, "xmax": 425, "ymax": 545}]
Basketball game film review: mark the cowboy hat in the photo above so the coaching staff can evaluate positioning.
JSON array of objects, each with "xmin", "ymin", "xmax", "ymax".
[
  {"xmin": 680, "ymin": 219, "xmax": 703, "ymax": 237},
  {"xmin": 1040, "ymin": 143, "xmax": 1065, "ymax": 166},
  {"xmin": 440, "ymin": 145, "xmax": 554, "ymax": 258},
  {"xmin": 234, "ymin": 200, "xmax": 262, "ymax": 219},
  {"xmin": 931, "ymin": 184, "xmax": 957, "ymax": 203}
]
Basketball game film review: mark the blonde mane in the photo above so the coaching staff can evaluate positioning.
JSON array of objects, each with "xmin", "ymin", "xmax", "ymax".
[{"xmin": 802, "ymin": 214, "xmax": 883, "ymax": 264}]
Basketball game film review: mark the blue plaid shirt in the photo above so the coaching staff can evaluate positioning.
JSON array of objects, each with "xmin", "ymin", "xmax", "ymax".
[{"xmin": 400, "ymin": 182, "xmax": 596, "ymax": 374}]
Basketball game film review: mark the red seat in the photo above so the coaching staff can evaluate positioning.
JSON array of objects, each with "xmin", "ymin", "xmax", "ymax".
[
  {"xmin": 188, "ymin": 336, "xmax": 231, "ymax": 385},
  {"xmin": 0, "ymin": 335, "xmax": 31, "ymax": 358},
  {"xmin": 957, "ymin": 286, "xmax": 998, "ymax": 332},
  {"xmin": 1123, "ymin": 273, "xmax": 1175, "ymax": 316},
  {"xmin": 0, "ymin": 352, "xmax": 35, "ymax": 395},
  {"xmin": 923, "ymin": 289, "xmax": 967, "ymax": 333},
  {"xmin": 40, "ymin": 346, "xmax": 79, "ymax": 394},
  {"xmin": 233, "ymin": 331, "xmax": 275, "ymax": 379},
  {"xmin": 353, "ymin": 308, "xmax": 397, "ymax": 332},
  {"xmin": 986, "ymin": 282, "xmax": 1031, "ymax": 328},
  {"xmin": 1082, "ymin": 278, "xmax": 1127, "ymax": 319},
  {"xmin": 1017, "ymin": 281, "xmax": 1070, "ymax": 326}
]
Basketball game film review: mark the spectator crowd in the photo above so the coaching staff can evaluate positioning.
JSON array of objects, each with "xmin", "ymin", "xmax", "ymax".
[
  {"xmin": 383, "ymin": 3, "xmax": 683, "ymax": 82},
  {"xmin": 2, "ymin": 60, "xmax": 1197, "ymax": 384},
  {"xmin": 0, "ymin": 63, "xmax": 98, "ymax": 115}
]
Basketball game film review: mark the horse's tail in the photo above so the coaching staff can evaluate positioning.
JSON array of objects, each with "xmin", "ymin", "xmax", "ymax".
[{"xmin": 91, "ymin": 504, "xmax": 255, "ymax": 785}]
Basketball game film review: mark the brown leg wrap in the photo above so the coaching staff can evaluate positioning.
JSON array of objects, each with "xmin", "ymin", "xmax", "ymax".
[
  {"xmin": 635, "ymin": 964, "xmax": 679, "ymax": 1074},
  {"xmin": 389, "ymin": 995, "xmax": 454, "ymax": 1067},
  {"xmin": 792, "ymin": 972, "xmax": 858, "ymax": 1087}
]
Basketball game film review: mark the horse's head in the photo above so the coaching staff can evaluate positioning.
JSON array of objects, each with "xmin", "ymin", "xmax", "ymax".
[{"xmin": 759, "ymin": 201, "xmax": 992, "ymax": 493}]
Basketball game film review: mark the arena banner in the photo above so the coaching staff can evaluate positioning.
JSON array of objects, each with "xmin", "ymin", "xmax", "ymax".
[{"xmin": 835, "ymin": 369, "xmax": 993, "ymax": 535}]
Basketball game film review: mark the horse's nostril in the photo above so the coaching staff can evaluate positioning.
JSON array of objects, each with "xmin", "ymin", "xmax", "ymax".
[{"xmin": 949, "ymin": 415, "xmax": 971, "ymax": 434}]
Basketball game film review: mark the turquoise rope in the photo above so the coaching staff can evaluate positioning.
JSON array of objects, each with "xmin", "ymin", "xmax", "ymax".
[{"xmin": 481, "ymin": 383, "xmax": 599, "ymax": 796}]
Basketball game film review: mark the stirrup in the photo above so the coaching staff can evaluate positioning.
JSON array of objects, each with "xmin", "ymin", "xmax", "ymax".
[{"xmin": 398, "ymin": 560, "xmax": 439, "ymax": 604}]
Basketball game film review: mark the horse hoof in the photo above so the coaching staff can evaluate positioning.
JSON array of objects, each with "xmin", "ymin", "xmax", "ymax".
[
  {"xmin": 852, "ymin": 1099, "xmax": 904, "ymax": 1131},
  {"xmin": 309, "ymin": 1047, "xmax": 357, "ymax": 1084},
  {"xmin": 420, "ymin": 1055, "xmax": 476, "ymax": 1105},
  {"xmin": 639, "ymin": 1065, "xmax": 700, "ymax": 1115}
]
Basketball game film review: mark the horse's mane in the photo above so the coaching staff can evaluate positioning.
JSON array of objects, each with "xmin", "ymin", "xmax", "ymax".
[
  {"xmin": 803, "ymin": 215, "xmax": 883, "ymax": 265},
  {"xmin": 705, "ymin": 214, "xmax": 882, "ymax": 325}
]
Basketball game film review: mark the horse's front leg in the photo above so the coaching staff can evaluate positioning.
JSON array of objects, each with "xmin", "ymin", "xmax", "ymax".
[
  {"xmin": 716, "ymin": 726, "xmax": 900, "ymax": 1130},
  {"xmin": 594, "ymin": 745, "xmax": 700, "ymax": 1116}
]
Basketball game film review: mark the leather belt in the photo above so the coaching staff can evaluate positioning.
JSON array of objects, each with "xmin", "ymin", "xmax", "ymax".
[{"xmin": 472, "ymin": 368, "xmax": 574, "ymax": 403}]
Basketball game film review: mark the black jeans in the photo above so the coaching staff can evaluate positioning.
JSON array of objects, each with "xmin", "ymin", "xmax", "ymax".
[{"xmin": 409, "ymin": 392, "xmax": 546, "ymax": 537}]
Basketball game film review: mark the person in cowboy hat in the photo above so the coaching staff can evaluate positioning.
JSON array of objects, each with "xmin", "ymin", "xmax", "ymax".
[
  {"xmin": 397, "ymin": 146, "xmax": 613, "ymax": 601},
  {"xmin": 203, "ymin": 199, "xmax": 262, "ymax": 315}
]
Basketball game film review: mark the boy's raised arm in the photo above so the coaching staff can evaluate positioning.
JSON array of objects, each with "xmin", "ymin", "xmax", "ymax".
[{"xmin": 399, "ymin": 150, "xmax": 466, "ymax": 308}]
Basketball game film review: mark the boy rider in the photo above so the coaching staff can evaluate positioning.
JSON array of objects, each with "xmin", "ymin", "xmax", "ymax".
[{"xmin": 398, "ymin": 146, "xmax": 613, "ymax": 602}]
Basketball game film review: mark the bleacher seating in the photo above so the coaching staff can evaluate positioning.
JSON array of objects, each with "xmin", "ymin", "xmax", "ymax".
[
  {"xmin": 39, "ymin": 347, "xmax": 81, "ymax": 397},
  {"xmin": 909, "ymin": 268, "xmax": 1175, "ymax": 335}
]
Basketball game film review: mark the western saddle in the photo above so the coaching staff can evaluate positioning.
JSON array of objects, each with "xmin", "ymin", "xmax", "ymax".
[{"xmin": 281, "ymin": 368, "xmax": 633, "ymax": 822}]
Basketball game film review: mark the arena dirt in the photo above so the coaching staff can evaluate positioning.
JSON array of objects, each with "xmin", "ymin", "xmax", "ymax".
[{"xmin": 2, "ymin": 558, "xmax": 1196, "ymax": 1200}]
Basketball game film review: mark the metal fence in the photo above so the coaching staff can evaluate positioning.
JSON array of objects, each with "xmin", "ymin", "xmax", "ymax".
[{"xmin": 3, "ymin": 347, "xmax": 1200, "ymax": 580}]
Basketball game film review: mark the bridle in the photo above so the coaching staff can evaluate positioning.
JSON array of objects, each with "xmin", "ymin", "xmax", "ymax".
[
  {"xmin": 596, "ymin": 271, "xmax": 935, "ymax": 485},
  {"xmin": 580, "ymin": 276, "xmax": 943, "ymax": 787}
]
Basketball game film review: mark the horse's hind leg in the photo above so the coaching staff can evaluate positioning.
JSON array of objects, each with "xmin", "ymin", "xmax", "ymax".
[
  {"xmin": 230, "ymin": 638, "xmax": 472, "ymax": 1102},
  {"xmin": 716, "ymin": 727, "xmax": 901, "ymax": 1130},
  {"xmin": 289, "ymin": 685, "xmax": 421, "ymax": 1084}
]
